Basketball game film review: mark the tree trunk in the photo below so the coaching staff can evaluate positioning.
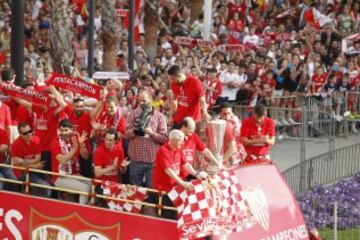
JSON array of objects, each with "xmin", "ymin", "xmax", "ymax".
[
  {"xmin": 144, "ymin": 1, "xmax": 159, "ymax": 64},
  {"xmin": 190, "ymin": 0, "xmax": 204, "ymax": 22},
  {"xmin": 49, "ymin": 0, "xmax": 74, "ymax": 74},
  {"xmin": 101, "ymin": 0, "xmax": 118, "ymax": 71}
]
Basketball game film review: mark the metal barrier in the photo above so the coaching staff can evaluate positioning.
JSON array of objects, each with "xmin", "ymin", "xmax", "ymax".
[
  {"xmin": 282, "ymin": 143, "xmax": 360, "ymax": 194},
  {"xmin": 0, "ymin": 163, "xmax": 177, "ymax": 215}
]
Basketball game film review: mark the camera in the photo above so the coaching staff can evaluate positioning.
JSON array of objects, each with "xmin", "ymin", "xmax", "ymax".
[{"xmin": 134, "ymin": 106, "xmax": 151, "ymax": 136}]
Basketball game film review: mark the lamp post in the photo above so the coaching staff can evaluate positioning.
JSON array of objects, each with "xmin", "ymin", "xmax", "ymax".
[{"xmin": 10, "ymin": 0, "xmax": 25, "ymax": 86}]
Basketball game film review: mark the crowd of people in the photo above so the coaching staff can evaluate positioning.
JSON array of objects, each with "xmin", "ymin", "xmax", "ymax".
[{"xmin": 0, "ymin": 0, "xmax": 359, "ymax": 218}]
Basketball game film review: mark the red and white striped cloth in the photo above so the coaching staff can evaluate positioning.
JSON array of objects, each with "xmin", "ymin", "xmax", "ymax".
[
  {"xmin": 168, "ymin": 171, "xmax": 257, "ymax": 240},
  {"xmin": 101, "ymin": 181, "xmax": 148, "ymax": 214}
]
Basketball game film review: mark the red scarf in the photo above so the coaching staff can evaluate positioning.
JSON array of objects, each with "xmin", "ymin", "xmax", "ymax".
[{"xmin": 58, "ymin": 138, "xmax": 79, "ymax": 175}]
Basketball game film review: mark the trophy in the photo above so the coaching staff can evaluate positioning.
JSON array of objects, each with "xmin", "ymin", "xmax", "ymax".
[{"xmin": 206, "ymin": 119, "xmax": 227, "ymax": 174}]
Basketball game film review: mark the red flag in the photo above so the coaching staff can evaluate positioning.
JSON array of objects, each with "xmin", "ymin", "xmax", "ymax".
[
  {"xmin": 101, "ymin": 181, "xmax": 148, "ymax": 214},
  {"xmin": 1, "ymin": 83, "xmax": 50, "ymax": 105},
  {"xmin": 48, "ymin": 72, "xmax": 101, "ymax": 99}
]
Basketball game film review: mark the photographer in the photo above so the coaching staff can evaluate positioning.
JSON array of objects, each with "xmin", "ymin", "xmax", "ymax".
[{"xmin": 125, "ymin": 90, "xmax": 168, "ymax": 188}]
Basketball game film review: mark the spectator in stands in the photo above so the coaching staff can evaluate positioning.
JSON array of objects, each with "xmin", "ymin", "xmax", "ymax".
[
  {"xmin": 126, "ymin": 90, "xmax": 167, "ymax": 188},
  {"xmin": 11, "ymin": 122, "xmax": 51, "ymax": 197},
  {"xmin": 168, "ymin": 65, "xmax": 209, "ymax": 128},
  {"xmin": 240, "ymin": 104, "xmax": 275, "ymax": 165},
  {"xmin": 50, "ymin": 119, "xmax": 90, "ymax": 205}
]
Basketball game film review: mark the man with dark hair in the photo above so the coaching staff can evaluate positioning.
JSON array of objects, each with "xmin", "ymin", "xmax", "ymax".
[
  {"xmin": 64, "ymin": 95, "xmax": 99, "ymax": 177},
  {"xmin": 11, "ymin": 122, "xmax": 51, "ymax": 197},
  {"xmin": 204, "ymin": 68, "xmax": 222, "ymax": 110},
  {"xmin": 0, "ymin": 67, "xmax": 15, "ymax": 83},
  {"xmin": 94, "ymin": 129, "xmax": 127, "ymax": 183},
  {"xmin": 217, "ymin": 103, "xmax": 238, "ymax": 165},
  {"xmin": 240, "ymin": 104, "xmax": 275, "ymax": 165},
  {"xmin": 50, "ymin": 119, "xmax": 90, "ymax": 205},
  {"xmin": 167, "ymin": 65, "xmax": 210, "ymax": 128}
]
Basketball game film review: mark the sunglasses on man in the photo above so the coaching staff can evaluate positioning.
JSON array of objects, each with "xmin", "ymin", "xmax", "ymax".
[{"xmin": 21, "ymin": 129, "xmax": 33, "ymax": 136}]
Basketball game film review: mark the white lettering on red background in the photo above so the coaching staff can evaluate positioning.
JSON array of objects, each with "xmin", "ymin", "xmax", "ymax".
[
  {"xmin": 0, "ymin": 208, "xmax": 23, "ymax": 240},
  {"xmin": 260, "ymin": 224, "xmax": 308, "ymax": 240},
  {"xmin": 53, "ymin": 77, "xmax": 97, "ymax": 95}
]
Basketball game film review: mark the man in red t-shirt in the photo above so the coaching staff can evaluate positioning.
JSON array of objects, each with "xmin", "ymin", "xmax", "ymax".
[
  {"xmin": 240, "ymin": 104, "xmax": 275, "ymax": 165},
  {"xmin": 94, "ymin": 129, "xmax": 127, "ymax": 183},
  {"xmin": 64, "ymin": 96, "xmax": 98, "ymax": 177},
  {"xmin": 204, "ymin": 68, "xmax": 222, "ymax": 110},
  {"xmin": 94, "ymin": 95, "xmax": 126, "ymax": 145},
  {"xmin": 0, "ymin": 101, "xmax": 12, "ymax": 142},
  {"xmin": 0, "ymin": 128, "xmax": 17, "ymax": 191},
  {"xmin": 218, "ymin": 102, "xmax": 245, "ymax": 165},
  {"xmin": 179, "ymin": 117, "xmax": 220, "ymax": 179},
  {"xmin": 11, "ymin": 122, "xmax": 51, "ymax": 197},
  {"xmin": 50, "ymin": 119, "xmax": 90, "ymax": 205},
  {"xmin": 167, "ymin": 65, "xmax": 210, "ymax": 128},
  {"xmin": 150, "ymin": 129, "xmax": 208, "ymax": 219},
  {"xmin": 16, "ymin": 85, "xmax": 67, "ymax": 171}
]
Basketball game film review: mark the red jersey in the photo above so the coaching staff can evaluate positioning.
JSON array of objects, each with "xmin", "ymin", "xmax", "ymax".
[
  {"xmin": 171, "ymin": 75, "xmax": 205, "ymax": 124},
  {"xmin": 33, "ymin": 105, "xmax": 66, "ymax": 152},
  {"xmin": 152, "ymin": 142, "xmax": 186, "ymax": 192},
  {"xmin": 205, "ymin": 78, "xmax": 222, "ymax": 109},
  {"xmin": 240, "ymin": 116, "xmax": 275, "ymax": 156},
  {"xmin": 64, "ymin": 104, "xmax": 92, "ymax": 135},
  {"xmin": 311, "ymin": 73, "xmax": 327, "ymax": 93},
  {"xmin": 261, "ymin": 75, "xmax": 276, "ymax": 88},
  {"xmin": 17, "ymin": 105, "xmax": 36, "ymax": 129},
  {"xmin": 0, "ymin": 129, "xmax": 8, "ymax": 163},
  {"xmin": 50, "ymin": 137, "xmax": 80, "ymax": 179},
  {"xmin": 0, "ymin": 92, "xmax": 18, "ymax": 126},
  {"xmin": 0, "ymin": 102, "xmax": 12, "ymax": 130},
  {"xmin": 181, "ymin": 133, "xmax": 205, "ymax": 178},
  {"xmin": 11, "ymin": 136, "xmax": 41, "ymax": 177},
  {"xmin": 93, "ymin": 144, "xmax": 124, "ymax": 182}
]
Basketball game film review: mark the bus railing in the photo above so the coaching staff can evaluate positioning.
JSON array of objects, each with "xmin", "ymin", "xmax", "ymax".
[{"xmin": 0, "ymin": 163, "xmax": 177, "ymax": 214}]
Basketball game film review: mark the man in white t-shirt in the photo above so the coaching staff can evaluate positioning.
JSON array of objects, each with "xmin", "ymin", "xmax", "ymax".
[
  {"xmin": 243, "ymin": 26, "xmax": 260, "ymax": 47},
  {"xmin": 219, "ymin": 61, "xmax": 247, "ymax": 102}
]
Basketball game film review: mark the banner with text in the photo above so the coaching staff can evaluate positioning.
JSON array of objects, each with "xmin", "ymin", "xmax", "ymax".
[
  {"xmin": 0, "ymin": 191, "xmax": 178, "ymax": 240},
  {"xmin": 168, "ymin": 165, "xmax": 310, "ymax": 240},
  {"xmin": 48, "ymin": 72, "xmax": 101, "ymax": 99},
  {"xmin": 1, "ymin": 83, "xmax": 50, "ymax": 105}
]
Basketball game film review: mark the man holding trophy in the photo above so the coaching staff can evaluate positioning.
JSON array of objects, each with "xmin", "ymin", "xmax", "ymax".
[{"xmin": 179, "ymin": 117, "xmax": 223, "ymax": 179}]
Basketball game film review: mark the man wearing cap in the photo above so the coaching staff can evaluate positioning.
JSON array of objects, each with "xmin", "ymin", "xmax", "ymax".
[{"xmin": 240, "ymin": 104, "xmax": 275, "ymax": 165}]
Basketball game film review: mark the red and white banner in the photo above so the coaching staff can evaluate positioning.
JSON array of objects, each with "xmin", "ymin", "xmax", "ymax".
[
  {"xmin": 48, "ymin": 72, "xmax": 101, "ymax": 99},
  {"xmin": 169, "ymin": 165, "xmax": 310, "ymax": 240},
  {"xmin": 101, "ymin": 181, "xmax": 148, "ymax": 214},
  {"xmin": 302, "ymin": 7, "xmax": 333, "ymax": 29},
  {"xmin": 1, "ymin": 83, "xmax": 50, "ymax": 105},
  {"xmin": 175, "ymin": 37, "xmax": 216, "ymax": 49},
  {"xmin": 218, "ymin": 44, "xmax": 250, "ymax": 53},
  {"xmin": 169, "ymin": 170, "xmax": 252, "ymax": 240},
  {"xmin": 0, "ymin": 191, "xmax": 178, "ymax": 239}
]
